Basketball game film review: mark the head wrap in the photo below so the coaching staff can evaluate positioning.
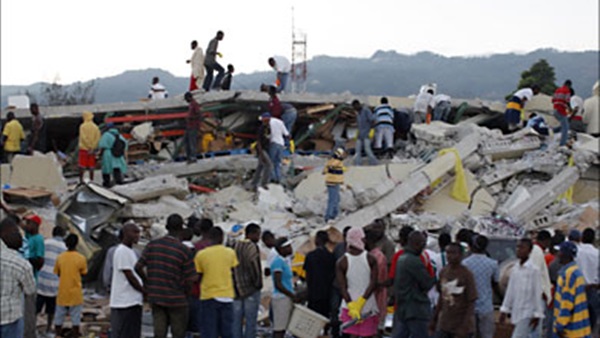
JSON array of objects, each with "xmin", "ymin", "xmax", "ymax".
[{"xmin": 346, "ymin": 227, "xmax": 365, "ymax": 251}]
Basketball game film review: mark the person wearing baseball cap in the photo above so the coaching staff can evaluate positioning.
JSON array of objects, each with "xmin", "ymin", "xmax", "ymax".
[{"xmin": 552, "ymin": 241, "xmax": 592, "ymax": 337}]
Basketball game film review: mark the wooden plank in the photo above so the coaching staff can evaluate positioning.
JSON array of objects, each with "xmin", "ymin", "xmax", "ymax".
[
  {"xmin": 106, "ymin": 112, "xmax": 188, "ymax": 123},
  {"xmin": 304, "ymin": 104, "xmax": 335, "ymax": 115},
  {"xmin": 3, "ymin": 188, "xmax": 52, "ymax": 199}
]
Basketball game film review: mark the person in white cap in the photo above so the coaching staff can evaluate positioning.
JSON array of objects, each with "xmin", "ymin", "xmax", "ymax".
[{"xmin": 270, "ymin": 238, "xmax": 296, "ymax": 338}]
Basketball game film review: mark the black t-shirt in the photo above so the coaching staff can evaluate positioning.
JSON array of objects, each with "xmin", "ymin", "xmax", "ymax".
[{"xmin": 303, "ymin": 247, "xmax": 336, "ymax": 302}]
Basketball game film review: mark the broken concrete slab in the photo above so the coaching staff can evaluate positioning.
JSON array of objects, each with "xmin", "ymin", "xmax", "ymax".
[
  {"xmin": 111, "ymin": 174, "xmax": 189, "ymax": 202},
  {"xmin": 423, "ymin": 170, "xmax": 496, "ymax": 217},
  {"xmin": 129, "ymin": 155, "xmax": 258, "ymax": 179},
  {"xmin": 480, "ymin": 136, "xmax": 542, "ymax": 160},
  {"xmin": 9, "ymin": 153, "xmax": 68, "ymax": 194},
  {"xmin": 333, "ymin": 133, "xmax": 480, "ymax": 230},
  {"xmin": 257, "ymin": 184, "xmax": 294, "ymax": 211},
  {"xmin": 131, "ymin": 122, "xmax": 154, "ymax": 142},
  {"xmin": 120, "ymin": 195, "xmax": 194, "ymax": 219}
]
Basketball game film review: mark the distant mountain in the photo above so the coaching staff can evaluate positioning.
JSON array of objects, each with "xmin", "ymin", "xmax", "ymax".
[{"xmin": 2, "ymin": 48, "xmax": 598, "ymax": 107}]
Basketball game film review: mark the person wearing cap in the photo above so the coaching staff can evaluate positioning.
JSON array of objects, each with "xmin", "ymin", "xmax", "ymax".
[
  {"xmin": 110, "ymin": 222, "xmax": 144, "ymax": 338},
  {"xmin": 323, "ymin": 147, "xmax": 346, "ymax": 222},
  {"xmin": 553, "ymin": 241, "xmax": 592, "ymax": 338},
  {"xmin": 37, "ymin": 226, "xmax": 67, "ymax": 336},
  {"xmin": 270, "ymin": 237, "xmax": 296, "ymax": 338},
  {"xmin": 54, "ymin": 234, "xmax": 87, "ymax": 338},
  {"xmin": 462, "ymin": 235, "xmax": 501, "ymax": 338},
  {"xmin": 98, "ymin": 124, "xmax": 128, "ymax": 187},
  {"xmin": 2, "ymin": 111, "xmax": 25, "ymax": 163},
  {"xmin": 499, "ymin": 238, "xmax": 545, "ymax": 338},
  {"xmin": 336, "ymin": 227, "xmax": 379, "ymax": 337},
  {"xmin": 251, "ymin": 113, "xmax": 274, "ymax": 190},
  {"xmin": 232, "ymin": 223, "xmax": 263, "ymax": 338},
  {"xmin": 22, "ymin": 214, "xmax": 45, "ymax": 279},
  {"xmin": 78, "ymin": 111, "xmax": 101, "ymax": 183}
]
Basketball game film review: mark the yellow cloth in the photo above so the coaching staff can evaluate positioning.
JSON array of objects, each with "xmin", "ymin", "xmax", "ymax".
[
  {"xmin": 2, "ymin": 119, "xmax": 25, "ymax": 152},
  {"xmin": 558, "ymin": 156, "xmax": 574, "ymax": 204},
  {"xmin": 291, "ymin": 252, "xmax": 305, "ymax": 279},
  {"xmin": 289, "ymin": 140, "xmax": 295, "ymax": 153},
  {"xmin": 202, "ymin": 133, "xmax": 215, "ymax": 152},
  {"xmin": 54, "ymin": 251, "xmax": 88, "ymax": 306},
  {"xmin": 438, "ymin": 148, "xmax": 470, "ymax": 203},
  {"xmin": 194, "ymin": 245, "xmax": 239, "ymax": 300},
  {"xmin": 323, "ymin": 158, "xmax": 345, "ymax": 185},
  {"xmin": 79, "ymin": 111, "xmax": 101, "ymax": 150}
]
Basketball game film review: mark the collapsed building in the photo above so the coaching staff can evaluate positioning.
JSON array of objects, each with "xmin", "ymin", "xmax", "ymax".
[{"xmin": 1, "ymin": 88, "xmax": 598, "ymax": 334}]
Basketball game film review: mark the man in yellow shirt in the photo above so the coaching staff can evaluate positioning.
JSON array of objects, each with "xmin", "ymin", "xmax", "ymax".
[
  {"xmin": 194, "ymin": 226, "xmax": 239, "ymax": 338},
  {"xmin": 2, "ymin": 112, "xmax": 25, "ymax": 163},
  {"xmin": 54, "ymin": 234, "xmax": 87, "ymax": 338},
  {"xmin": 78, "ymin": 111, "xmax": 101, "ymax": 183}
]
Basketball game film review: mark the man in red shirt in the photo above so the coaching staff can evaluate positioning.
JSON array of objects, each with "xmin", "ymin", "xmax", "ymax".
[
  {"xmin": 552, "ymin": 80, "xmax": 573, "ymax": 146},
  {"xmin": 386, "ymin": 226, "xmax": 435, "ymax": 289},
  {"xmin": 184, "ymin": 92, "xmax": 202, "ymax": 163}
]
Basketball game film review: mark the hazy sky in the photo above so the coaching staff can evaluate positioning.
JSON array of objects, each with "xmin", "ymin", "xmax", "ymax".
[{"xmin": 1, "ymin": 0, "xmax": 598, "ymax": 85}]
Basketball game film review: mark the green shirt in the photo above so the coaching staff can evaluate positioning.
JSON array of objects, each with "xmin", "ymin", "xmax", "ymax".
[
  {"xmin": 25, "ymin": 233, "xmax": 45, "ymax": 281},
  {"xmin": 394, "ymin": 248, "xmax": 435, "ymax": 320}
]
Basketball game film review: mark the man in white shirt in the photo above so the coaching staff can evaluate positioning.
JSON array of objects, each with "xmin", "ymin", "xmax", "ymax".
[
  {"xmin": 569, "ymin": 90, "xmax": 586, "ymax": 132},
  {"xmin": 148, "ymin": 77, "xmax": 169, "ymax": 100},
  {"xmin": 577, "ymin": 228, "xmax": 599, "ymax": 332},
  {"xmin": 110, "ymin": 222, "xmax": 144, "ymax": 338},
  {"xmin": 266, "ymin": 113, "xmax": 290, "ymax": 184},
  {"xmin": 582, "ymin": 81, "xmax": 599, "ymax": 136},
  {"xmin": 268, "ymin": 56, "xmax": 291, "ymax": 93},
  {"xmin": 432, "ymin": 94, "xmax": 452, "ymax": 122},
  {"xmin": 413, "ymin": 89, "xmax": 435, "ymax": 124},
  {"xmin": 187, "ymin": 40, "xmax": 205, "ymax": 91},
  {"xmin": 499, "ymin": 238, "xmax": 545, "ymax": 337}
]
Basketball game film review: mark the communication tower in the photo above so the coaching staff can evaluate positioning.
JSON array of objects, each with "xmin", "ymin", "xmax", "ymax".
[{"xmin": 291, "ymin": 7, "xmax": 307, "ymax": 93}]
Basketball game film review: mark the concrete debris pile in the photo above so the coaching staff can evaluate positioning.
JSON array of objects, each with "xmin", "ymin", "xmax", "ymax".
[{"xmin": 2, "ymin": 120, "xmax": 598, "ymax": 260}]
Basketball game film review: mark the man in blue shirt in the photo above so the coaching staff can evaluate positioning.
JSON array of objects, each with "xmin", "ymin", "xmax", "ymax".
[
  {"xmin": 462, "ymin": 235, "xmax": 502, "ymax": 338},
  {"xmin": 352, "ymin": 100, "xmax": 378, "ymax": 166},
  {"xmin": 270, "ymin": 238, "xmax": 296, "ymax": 338}
]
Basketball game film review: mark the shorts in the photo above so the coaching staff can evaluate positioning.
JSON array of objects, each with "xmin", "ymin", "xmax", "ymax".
[
  {"xmin": 78, "ymin": 149, "xmax": 96, "ymax": 169},
  {"xmin": 271, "ymin": 296, "xmax": 293, "ymax": 332},
  {"xmin": 54, "ymin": 305, "xmax": 82, "ymax": 326},
  {"xmin": 36, "ymin": 295, "xmax": 57, "ymax": 315},
  {"xmin": 340, "ymin": 308, "xmax": 379, "ymax": 336}
]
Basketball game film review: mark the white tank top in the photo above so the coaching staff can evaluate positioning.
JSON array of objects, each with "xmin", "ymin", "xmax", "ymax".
[{"xmin": 341, "ymin": 251, "xmax": 379, "ymax": 314}]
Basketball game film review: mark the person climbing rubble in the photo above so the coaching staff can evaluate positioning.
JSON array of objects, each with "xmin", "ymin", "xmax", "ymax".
[
  {"xmin": 268, "ymin": 56, "xmax": 291, "ymax": 93},
  {"xmin": 504, "ymin": 85, "xmax": 541, "ymax": 131},
  {"xmin": 99, "ymin": 124, "xmax": 128, "ymax": 187},
  {"xmin": 374, "ymin": 97, "xmax": 396, "ymax": 158}
]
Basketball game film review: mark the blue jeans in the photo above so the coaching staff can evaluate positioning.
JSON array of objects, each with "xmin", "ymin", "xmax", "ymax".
[
  {"xmin": 0, "ymin": 317, "xmax": 23, "ymax": 338},
  {"xmin": 201, "ymin": 299, "xmax": 233, "ymax": 338},
  {"xmin": 269, "ymin": 142, "xmax": 285, "ymax": 183},
  {"xmin": 276, "ymin": 72, "xmax": 289, "ymax": 92},
  {"xmin": 511, "ymin": 318, "xmax": 541, "ymax": 338},
  {"xmin": 282, "ymin": 107, "xmax": 297, "ymax": 134},
  {"xmin": 186, "ymin": 297, "xmax": 202, "ymax": 337},
  {"xmin": 355, "ymin": 138, "xmax": 378, "ymax": 165},
  {"xmin": 433, "ymin": 101, "xmax": 452, "ymax": 121},
  {"xmin": 392, "ymin": 315, "xmax": 429, "ymax": 338},
  {"xmin": 325, "ymin": 184, "xmax": 340, "ymax": 222},
  {"xmin": 184, "ymin": 128, "xmax": 198, "ymax": 161},
  {"xmin": 232, "ymin": 290, "xmax": 261, "ymax": 338},
  {"xmin": 203, "ymin": 62, "xmax": 225, "ymax": 91},
  {"xmin": 553, "ymin": 110, "xmax": 570, "ymax": 146}
]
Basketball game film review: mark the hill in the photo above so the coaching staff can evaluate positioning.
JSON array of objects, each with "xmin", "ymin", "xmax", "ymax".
[{"xmin": 2, "ymin": 48, "xmax": 597, "ymax": 107}]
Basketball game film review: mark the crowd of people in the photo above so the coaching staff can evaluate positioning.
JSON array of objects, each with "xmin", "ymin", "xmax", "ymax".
[{"xmin": 1, "ymin": 209, "xmax": 598, "ymax": 338}]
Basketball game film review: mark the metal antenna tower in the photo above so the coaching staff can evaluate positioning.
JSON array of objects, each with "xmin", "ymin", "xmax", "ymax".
[{"xmin": 291, "ymin": 7, "xmax": 307, "ymax": 93}]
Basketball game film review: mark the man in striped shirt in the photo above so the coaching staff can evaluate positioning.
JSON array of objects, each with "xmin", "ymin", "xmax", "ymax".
[
  {"xmin": 374, "ymin": 97, "xmax": 395, "ymax": 157},
  {"xmin": 135, "ymin": 214, "xmax": 196, "ymax": 338},
  {"xmin": 36, "ymin": 226, "xmax": 67, "ymax": 335},
  {"xmin": 553, "ymin": 241, "xmax": 592, "ymax": 338}
]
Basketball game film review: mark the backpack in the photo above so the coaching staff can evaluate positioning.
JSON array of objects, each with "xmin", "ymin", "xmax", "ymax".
[{"xmin": 110, "ymin": 135, "xmax": 126, "ymax": 157}]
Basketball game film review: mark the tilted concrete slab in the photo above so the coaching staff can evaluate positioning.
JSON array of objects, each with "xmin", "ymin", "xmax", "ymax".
[
  {"xmin": 110, "ymin": 174, "xmax": 189, "ymax": 202},
  {"xmin": 9, "ymin": 153, "xmax": 68, "ymax": 194},
  {"xmin": 332, "ymin": 133, "xmax": 480, "ymax": 230}
]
